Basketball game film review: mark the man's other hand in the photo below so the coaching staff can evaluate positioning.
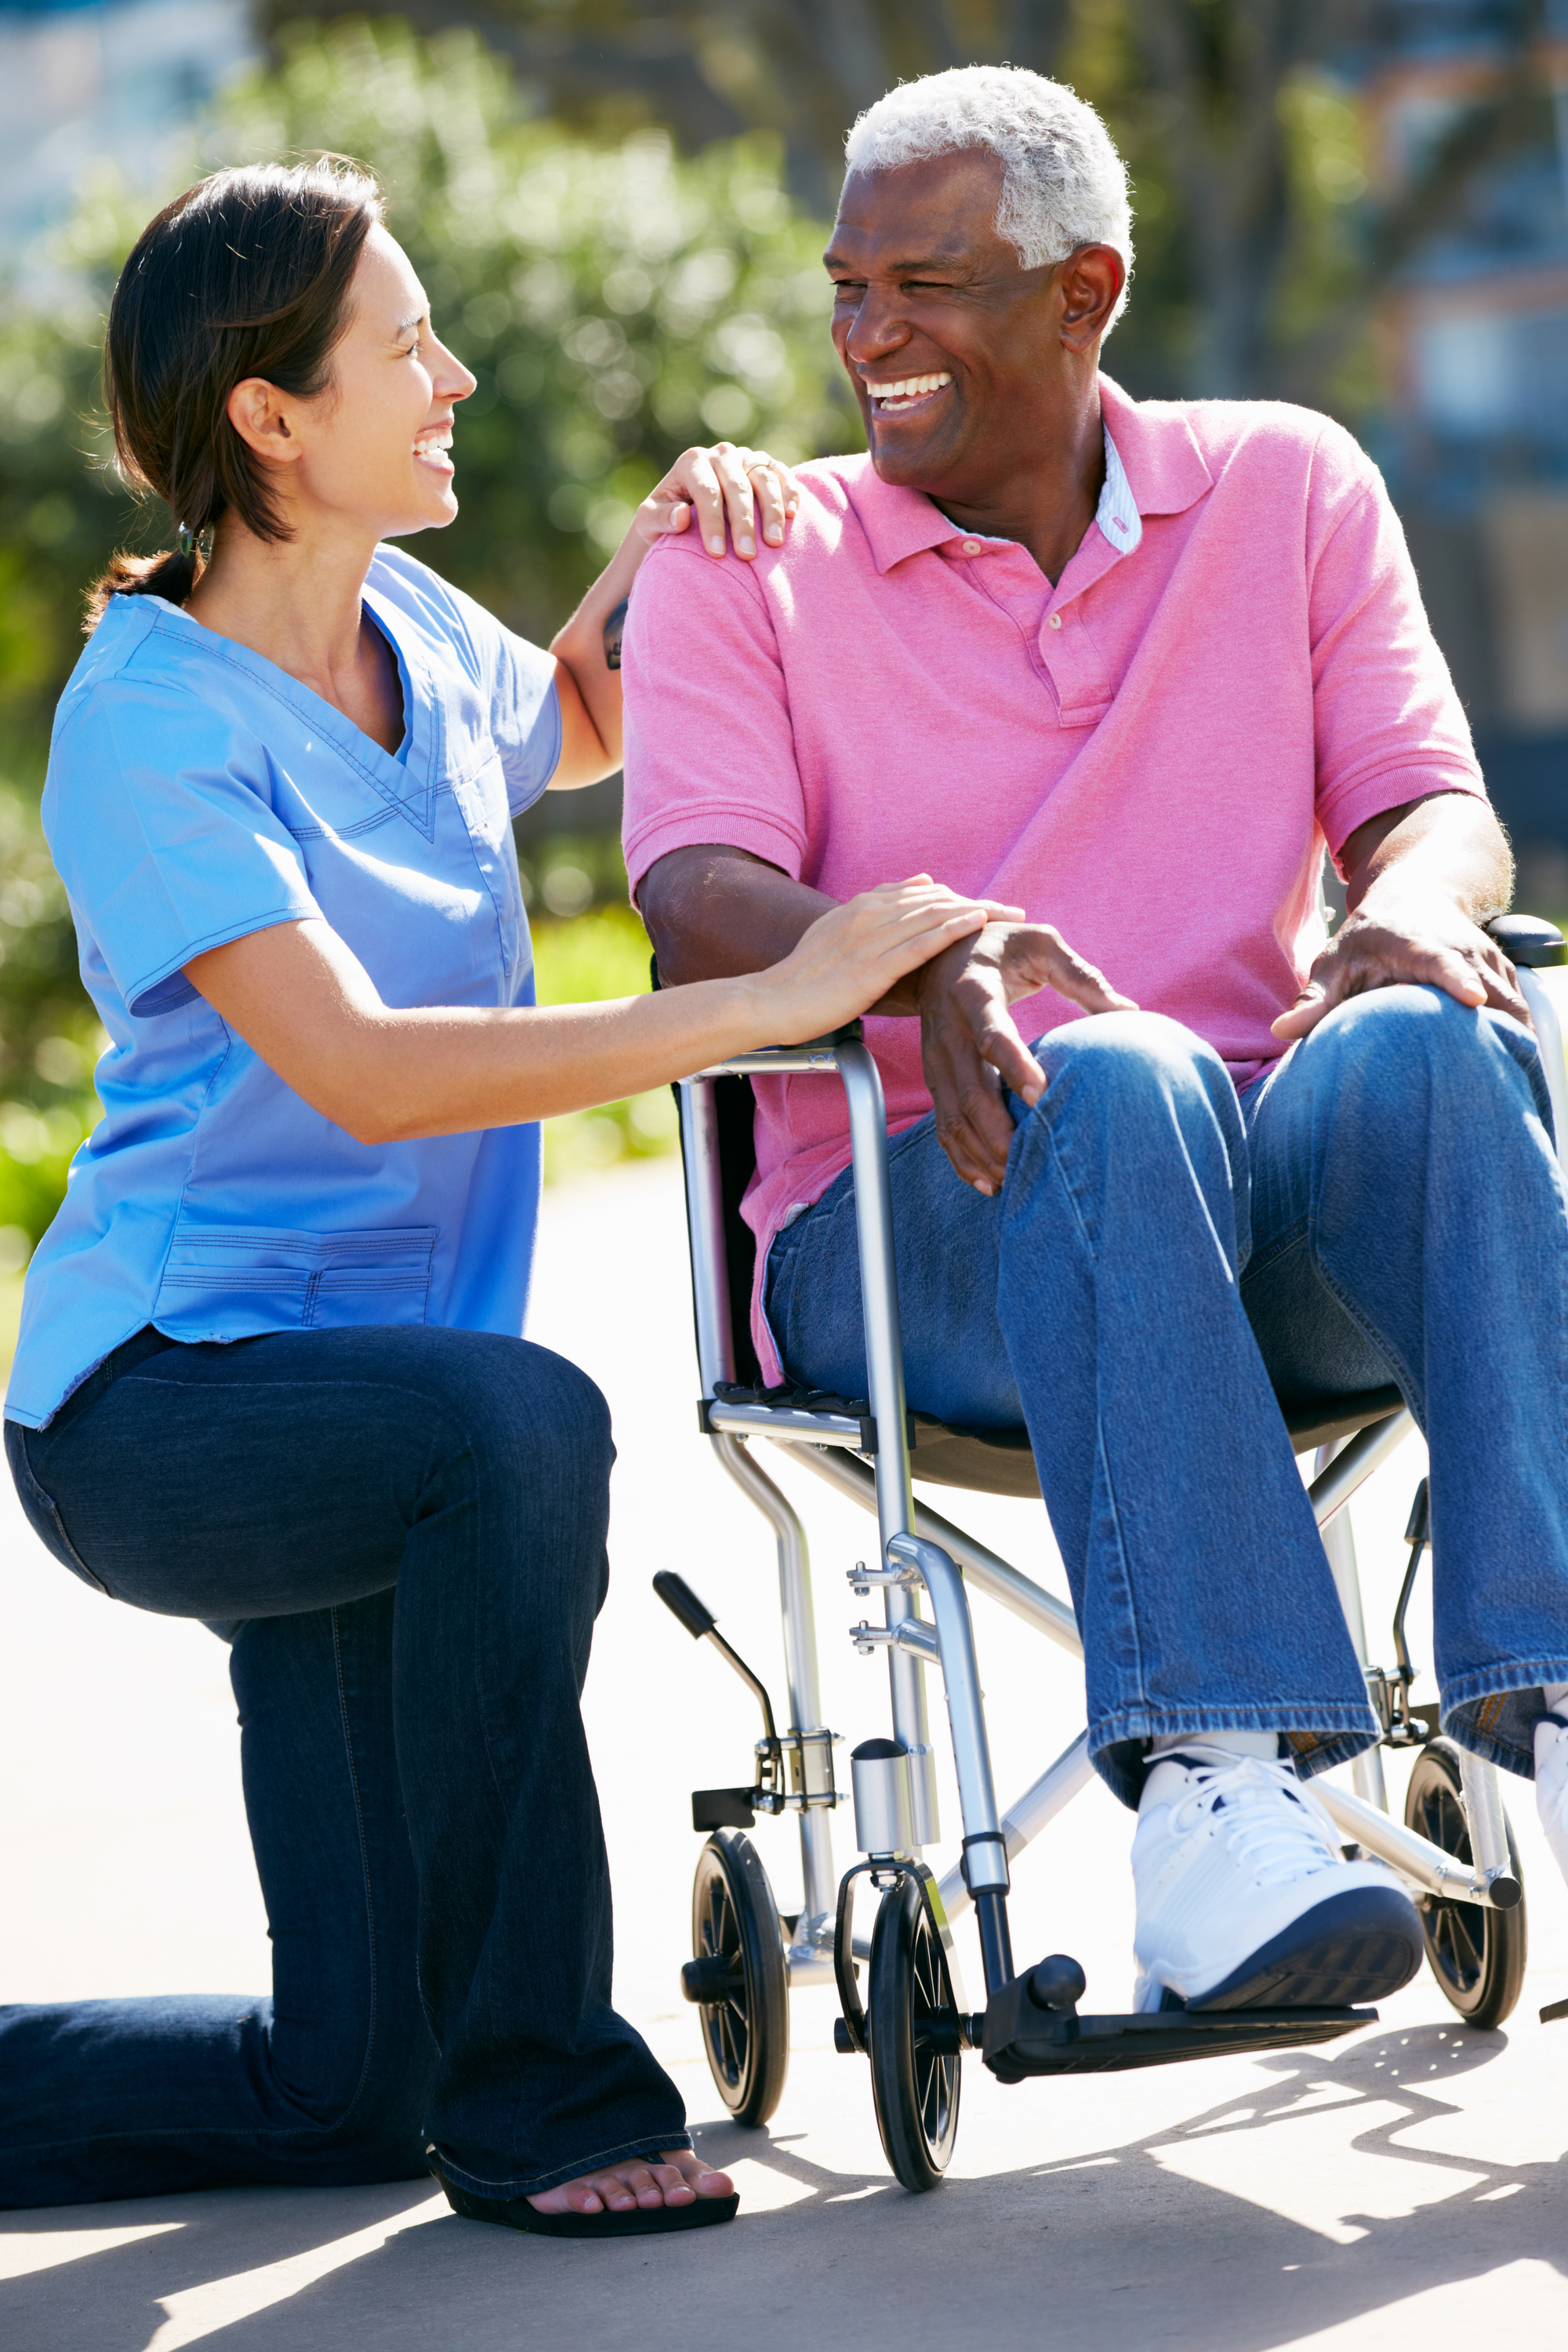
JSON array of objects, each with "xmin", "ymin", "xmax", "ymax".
[
  {"xmin": 1272, "ymin": 893, "xmax": 1529, "ymax": 1043},
  {"xmin": 909, "ymin": 922, "xmax": 1137, "ymax": 1194},
  {"xmin": 1272, "ymin": 794, "xmax": 1525, "ymax": 1045}
]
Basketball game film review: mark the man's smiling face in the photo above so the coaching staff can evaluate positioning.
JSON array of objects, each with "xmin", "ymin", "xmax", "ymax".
[{"xmin": 825, "ymin": 147, "xmax": 1120, "ymax": 506}]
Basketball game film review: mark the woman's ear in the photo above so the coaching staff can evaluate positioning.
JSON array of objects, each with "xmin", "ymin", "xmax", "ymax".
[{"xmin": 225, "ymin": 377, "xmax": 302, "ymax": 468}]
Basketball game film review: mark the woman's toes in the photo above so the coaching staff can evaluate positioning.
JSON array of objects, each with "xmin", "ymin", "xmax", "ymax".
[
  {"xmin": 660, "ymin": 2149, "xmax": 735, "ymax": 2199},
  {"xmin": 527, "ymin": 2152, "xmax": 734, "ymax": 2218}
]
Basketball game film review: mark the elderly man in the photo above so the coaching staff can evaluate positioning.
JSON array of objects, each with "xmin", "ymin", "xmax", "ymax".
[{"xmin": 622, "ymin": 67, "xmax": 1568, "ymax": 2015}]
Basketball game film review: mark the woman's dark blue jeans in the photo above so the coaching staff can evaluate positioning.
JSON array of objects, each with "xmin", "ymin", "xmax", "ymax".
[{"xmin": 1, "ymin": 1323, "xmax": 688, "ymax": 2209}]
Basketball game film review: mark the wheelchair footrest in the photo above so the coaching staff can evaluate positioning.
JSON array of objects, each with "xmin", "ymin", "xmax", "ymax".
[{"xmin": 982, "ymin": 1975, "xmax": 1375, "ymax": 2082}]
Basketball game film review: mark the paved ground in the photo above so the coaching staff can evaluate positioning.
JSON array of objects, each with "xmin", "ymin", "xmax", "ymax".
[{"xmin": 5, "ymin": 1153, "xmax": 1568, "ymax": 2350}]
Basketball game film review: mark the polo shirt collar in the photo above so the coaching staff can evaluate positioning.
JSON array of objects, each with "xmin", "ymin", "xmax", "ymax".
[
  {"xmin": 854, "ymin": 372, "xmax": 1213, "ymax": 575},
  {"xmin": 1097, "ymin": 373, "xmax": 1213, "ymax": 522}
]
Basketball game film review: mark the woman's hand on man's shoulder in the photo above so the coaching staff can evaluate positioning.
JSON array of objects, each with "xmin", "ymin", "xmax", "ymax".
[{"xmin": 635, "ymin": 445, "xmax": 800, "ymax": 564}]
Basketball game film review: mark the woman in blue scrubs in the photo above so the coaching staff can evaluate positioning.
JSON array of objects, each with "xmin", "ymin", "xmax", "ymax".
[{"xmin": 0, "ymin": 161, "xmax": 1000, "ymax": 2235}]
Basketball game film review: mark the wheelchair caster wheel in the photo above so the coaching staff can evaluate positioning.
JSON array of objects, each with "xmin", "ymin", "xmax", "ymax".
[
  {"xmin": 1404, "ymin": 1739, "xmax": 1526, "ymax": 2030},
  {"xmin": 868, "ymin": 1873, "xmax": 962, "ymax": 2192},
  {"xmin": 689, "ymin": 1832, "xmax": 789, "ymax": 2127}
]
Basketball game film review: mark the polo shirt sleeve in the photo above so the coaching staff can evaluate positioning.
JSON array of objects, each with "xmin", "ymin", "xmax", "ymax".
[
  {"xmin": 45, "ymin": 680, "xmax": 321, "ymax": 1018},
  {"xmin": 620, "ymin": 536, "xmax": 807, "ymax": 898},
  {"xmin": 1307, "ymin": 423, "xmax": 1486, "ymax": 869}
]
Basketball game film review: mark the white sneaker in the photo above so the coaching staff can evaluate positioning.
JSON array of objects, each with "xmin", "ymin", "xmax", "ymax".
[
  {"xmin": 1535, "ymin": 1714, "xmax": 1568, "ymax": 1881},
  {"xmin": 1132, "ymin": 1745, "xmax": 1425, "ymax": 2013}
]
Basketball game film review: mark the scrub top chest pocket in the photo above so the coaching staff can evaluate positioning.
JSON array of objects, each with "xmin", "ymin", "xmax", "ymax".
[{"xmin": 154, "ymin": 1225, "xmax": 438, "ymax": 1340}]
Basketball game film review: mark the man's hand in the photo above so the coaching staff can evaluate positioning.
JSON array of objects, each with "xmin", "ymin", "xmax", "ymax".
[
  {"xmin": 907, "ymin": 923, "xmax": 1137, "ymax": 1194},
  {"xmin": 1272, "ymin": 892, "xmax": 1528, "ymax": 1042},
  {"xmin": 1272, "ymin": 793, "xmax": 1524, "ymax": 1044}
]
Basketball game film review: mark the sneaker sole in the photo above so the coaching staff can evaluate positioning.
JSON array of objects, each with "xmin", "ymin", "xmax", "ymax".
[{"xmin": 1184, "ymin": 1885, "xmax": 1424, "ymax": 2011}]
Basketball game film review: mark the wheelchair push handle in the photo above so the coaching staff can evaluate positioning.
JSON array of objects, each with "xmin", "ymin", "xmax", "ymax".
[{"xmin": 1485, "ymin": 913, "xmax": 1567, "ymax": 968}]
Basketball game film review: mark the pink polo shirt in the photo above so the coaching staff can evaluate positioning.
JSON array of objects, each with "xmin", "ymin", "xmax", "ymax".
[{"xmin": 621, "ymin": 376, "xmax": 1485, "ymax": 1383}]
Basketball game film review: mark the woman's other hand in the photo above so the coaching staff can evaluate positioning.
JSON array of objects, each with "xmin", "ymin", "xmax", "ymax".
[
  {"xmin": 764, "ymin": 877, "xmax": 1025, "ymax": 1046},
  {"xmin": 636, "ymin": 444, "xmax": 800, "ymax": 561}
]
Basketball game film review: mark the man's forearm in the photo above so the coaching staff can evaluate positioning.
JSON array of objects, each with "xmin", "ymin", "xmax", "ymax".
[
  {"xmin": 639, "ymin": 844, "xmax": 938, "ymax": 1013},
  {"xmin": 638, "ymin": 845, "xmax": 831, "ymax": 985},
  {"xmin": 1341, "ymin": 793, "xmax": 1513, "ymax": 921}
]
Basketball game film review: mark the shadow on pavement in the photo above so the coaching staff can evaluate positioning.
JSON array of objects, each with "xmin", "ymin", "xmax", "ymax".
[{"xmin": 4, "ymin": 2024, "xmax": 1566, "ymax": 2351}]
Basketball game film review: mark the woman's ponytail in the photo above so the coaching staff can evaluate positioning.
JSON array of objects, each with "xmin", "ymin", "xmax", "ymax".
[
  {"xmin": 85, "ymin": 539, "xmax": 205, "ymax": 628},
  {"xmin": 85, "ymin": 158, "xmax": 382, "ymax": 633}
]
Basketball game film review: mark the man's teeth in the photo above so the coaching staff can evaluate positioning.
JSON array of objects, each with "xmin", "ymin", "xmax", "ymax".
[{"xmin": 869, "ymin": 372, "xmax": 952, "ymax": 408}]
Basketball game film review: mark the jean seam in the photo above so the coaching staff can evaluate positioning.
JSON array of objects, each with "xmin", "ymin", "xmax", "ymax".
[
  {"xmin": 11, "ymin": 1430, "xmax": 108, "ymax": 1594},
  {"xmin": 1025, "ymin": 1107, "xmax": 1146, "ymax": 1700},
  {"xmin": 1303, "ymin": 1211, "xmax": 1423, "ymax": 1424},
  {"xmin": 327, "ymin": 1604, "xmax": 382, "ymax": 2135},
  {"xmin": 1239, "ymin": 1212, "xmax": 1310, "ymax": 1287}
]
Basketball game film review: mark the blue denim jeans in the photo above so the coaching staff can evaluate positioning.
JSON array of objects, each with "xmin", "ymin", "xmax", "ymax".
[
  {"xmin": 765, "ymin": 990, "xmax": 1568, "ymax": 1807},
  {"xmin": 2, "ymin": 1323, "xmax": 688, "ymax": 2209}
]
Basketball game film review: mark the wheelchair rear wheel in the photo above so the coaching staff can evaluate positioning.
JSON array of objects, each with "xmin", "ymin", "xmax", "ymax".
[
  {"xmin": 1403, "ymin": 1739, "xmax": 1526, "ymax": 2030},
  {"xmin": 690, "ymin": 1832, "xmax": 789, "ymax": 2126},
  {"xmin": 868, "ymin": 1874, "xmax": 963, "ymax": 2193}
]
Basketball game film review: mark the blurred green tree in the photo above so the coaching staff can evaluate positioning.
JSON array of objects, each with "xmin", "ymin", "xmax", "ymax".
[{"xmin": 0, "ymin": 15, "xmax": 854, "ymax": 1254}]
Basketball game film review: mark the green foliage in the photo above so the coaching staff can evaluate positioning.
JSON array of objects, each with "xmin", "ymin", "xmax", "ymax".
[
  {"xmin": 1062, "ymin": 3, "xmax": 1380, "ymax": 407},
  {"xmin": 0, "ymin": 750, "xmax": 107, "ymax": 1265},
  {"xmin": 214, "ymin": 17, "xmax": 854, "ymax": 644},
  {"xmin": 0, "ymin": 16, "xmax": 849, "ymax": 1246}
]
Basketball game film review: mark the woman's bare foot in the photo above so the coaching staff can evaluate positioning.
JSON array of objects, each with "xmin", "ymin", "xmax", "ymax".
[{"xmin": 526, "ymin": 2148, "xmax": 735, "ymax": 2218}]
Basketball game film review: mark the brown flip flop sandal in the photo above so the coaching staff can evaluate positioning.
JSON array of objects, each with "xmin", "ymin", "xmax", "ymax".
[{"xmin": 428, "ymin": 2149, "xmax": 739, "ymax": 2239}]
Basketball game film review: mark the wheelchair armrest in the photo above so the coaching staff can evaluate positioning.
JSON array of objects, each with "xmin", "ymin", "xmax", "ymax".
[
  {"xmin": 776, "ymin": 1019, "xmax": 864, "ymax": 1051},
  {"xmin": 1486, "ymin": 913, "xmax": 1566, "ymax": 967}
]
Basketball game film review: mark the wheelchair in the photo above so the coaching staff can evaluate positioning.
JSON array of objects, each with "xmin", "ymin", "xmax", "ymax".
[{"xmin": 652, "ymin": 914, "xmax": 1568, "ymax": 2193}]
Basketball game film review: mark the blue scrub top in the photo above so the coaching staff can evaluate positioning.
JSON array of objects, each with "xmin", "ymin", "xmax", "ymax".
[{"xmin": 4, "ymin": 546, "xmax": 561, "ymax": 1430}]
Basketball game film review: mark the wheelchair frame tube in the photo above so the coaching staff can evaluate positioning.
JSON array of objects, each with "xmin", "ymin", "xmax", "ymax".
[
  {"xmin": 679, "ymin": 1077, "xmax": 736, "ymax": 1395},
  {"xmin": 1520, "ymin": 967, "xmax": 1568, "ymax": 1156},
  {"xmin": 935, "ymin": 1732, "xmax": 1096, "ymax": 1924},
  {"xmin": 1314, "ymin": 1448, "xmax": 1389, "ymax": 1813},
  {"xmin": 836, "ymin": 1042, "xmax": 942, "ymax": 1846},
  {"xmin": 711, "ymin": 1432, "xmax": 839, "ymax": 1964},
  {"xmin": 792, "ymin": 1442, "xmax": 1083, "ymax": 1654},
  {"xmin": 678, "ymin": 1077, "xmax": 838, "ymax": 1964}
]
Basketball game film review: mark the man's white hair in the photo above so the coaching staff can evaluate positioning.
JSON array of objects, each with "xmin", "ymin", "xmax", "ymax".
[{"xmin": 844, "ymin": 66, "xmax": 1134, "ymax": 332}]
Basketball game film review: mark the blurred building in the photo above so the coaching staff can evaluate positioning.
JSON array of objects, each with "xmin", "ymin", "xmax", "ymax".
[
  {"xmin": 1367, "ymin": 0, "xmax": 1568, "ymax": 877},
  {"xmin": 0, "ymin": 0, "xmax": 253, "ymax": 280}
]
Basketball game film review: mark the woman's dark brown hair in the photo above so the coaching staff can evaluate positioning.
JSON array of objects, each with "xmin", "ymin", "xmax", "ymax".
[{"xmin": 87, "ymin": 158, "xmax": 383, "ymax": 627}]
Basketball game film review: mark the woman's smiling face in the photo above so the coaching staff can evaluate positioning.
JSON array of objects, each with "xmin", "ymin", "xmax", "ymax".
[{"xmin": 264, "ymin": 223, "xmax": 477, "ymax": 542}]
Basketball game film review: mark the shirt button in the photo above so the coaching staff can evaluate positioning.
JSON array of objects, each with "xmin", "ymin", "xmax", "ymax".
[
  {"xmin": 962, "ymin": 539, "xmax": 982, "ymax": 554},
  {"xmin": 1049, "ymin": 611, "xmax": 1062, "ymax": 629}
]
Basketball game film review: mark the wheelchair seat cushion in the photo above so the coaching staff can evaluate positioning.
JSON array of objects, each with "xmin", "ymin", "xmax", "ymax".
[{"xmin": 710, "ymin": 1382, "xmax": 1406, "ymax": 1497}]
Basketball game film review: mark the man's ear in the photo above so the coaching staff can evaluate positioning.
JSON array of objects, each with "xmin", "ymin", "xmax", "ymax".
[
  {"xmin": 225, "ymin": 377, "xmax": 303, "ymax": 470},
  {"xmin": 1058, "ymin": 245, "xmax": 1125, "ymax": 354}
]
